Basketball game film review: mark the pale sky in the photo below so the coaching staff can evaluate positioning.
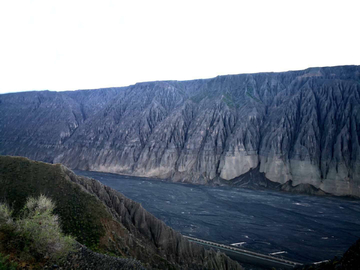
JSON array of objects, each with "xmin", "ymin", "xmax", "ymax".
[{"xmin": 0, "ymin": 0, "xmax": 359, "ymax": 94}]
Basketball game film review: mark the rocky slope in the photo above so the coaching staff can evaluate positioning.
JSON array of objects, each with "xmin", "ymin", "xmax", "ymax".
[
  {"xmin": 299, "ymin": 238, "xmax": 360, "ymax": 270},
  {"xmin": 1, "ymin": 66, "xmax": 360, "ymax": 196},
  {"xmin": 0, "ymin": 156, "xmax": 241, "ymax": 269},
  {"xmin": 63, "ymin": 243, "xmax": 146, "ymax": 270}
]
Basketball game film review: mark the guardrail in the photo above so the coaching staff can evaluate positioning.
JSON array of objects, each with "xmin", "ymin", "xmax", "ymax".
[{"xmin": 184, "ymin": 235, "xmax": 302, "ymax": 268}]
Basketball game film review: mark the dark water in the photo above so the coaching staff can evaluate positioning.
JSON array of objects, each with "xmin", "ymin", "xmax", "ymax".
[{"xmin": 75, "ymin": 170, "xmax": 360, "ymax": 264}]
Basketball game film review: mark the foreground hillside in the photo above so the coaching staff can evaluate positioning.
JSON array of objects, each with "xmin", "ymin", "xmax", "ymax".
[
  {"xmin": 1, "ymin": 66, "xmax": 360, "ymax": 196},
  {"xmin": 299, "ymin": 239, "xmax": 360, "ymax": 270},
  {"xmin": 0, "ymin": 156, "xmax": 241, "ymax": 269}
]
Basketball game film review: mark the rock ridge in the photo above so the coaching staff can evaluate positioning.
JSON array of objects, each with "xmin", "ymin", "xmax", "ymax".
[
  {"xmin": 0, "ymin": 155, "xmax": 242, "ymax": 269},
  {"xmin": 1, "ymin": 65, "xmax": 360, "ymax": 196}
]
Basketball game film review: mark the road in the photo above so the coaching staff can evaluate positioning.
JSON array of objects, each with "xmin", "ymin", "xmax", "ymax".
[
  {"xmin": 185, "ymin": 236, "xmax": 302, "ymax": 269},
  {"xmin": 75, "ymin": 170, "xmax": 360, "ymax": 263}
]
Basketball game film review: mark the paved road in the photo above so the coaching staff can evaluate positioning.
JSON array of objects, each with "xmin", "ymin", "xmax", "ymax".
[{"xmin": 185, "ymin": 236, "xmax": 302, "ymax": 269}]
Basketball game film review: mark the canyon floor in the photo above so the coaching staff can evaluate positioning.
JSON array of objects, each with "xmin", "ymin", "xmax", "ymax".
[{"xmin": 76, "ymin": 170, "xmax": 360, "ymax": 264}]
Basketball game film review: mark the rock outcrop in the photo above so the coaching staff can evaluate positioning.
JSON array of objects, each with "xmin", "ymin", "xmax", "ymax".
[
  {"xmin": 55, "ymin": 243, "xmax": 146, "ymax": 270},
  {"xmin": 0, "ymin": 156, "xmax": 242, "ymax": 270},
  {"xmin": 1, "ymin": 65, "xmax": 360, "ymax": 196}
]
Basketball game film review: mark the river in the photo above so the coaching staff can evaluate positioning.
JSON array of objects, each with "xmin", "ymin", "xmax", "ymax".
[{"xmin": 75, "ymin": 170, "xmax": 360, "ymax": 264}]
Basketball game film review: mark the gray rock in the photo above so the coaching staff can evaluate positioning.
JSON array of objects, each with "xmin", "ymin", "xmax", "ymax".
[
  {"xmin": 60, "ymin": 243, "xmax": 146, "ymax": 270},
  {"xmin": 1, "ymin": 66, "xmax": 360, "ymax": 196}
]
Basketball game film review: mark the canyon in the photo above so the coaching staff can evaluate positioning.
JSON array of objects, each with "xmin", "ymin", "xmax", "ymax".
[{"xmin": 1, "ymin": 65, "xmax": 360, "ymax": 196}]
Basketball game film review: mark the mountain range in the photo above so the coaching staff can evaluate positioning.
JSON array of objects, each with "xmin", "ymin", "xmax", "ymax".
[{"xmin": 1, "ymin": 65, "xmax": 360, "ymax": 196}]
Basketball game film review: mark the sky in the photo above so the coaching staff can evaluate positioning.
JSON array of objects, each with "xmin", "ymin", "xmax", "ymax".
[{"xmin": 0, "ymin": 0, "xmax": 359, "ymax": 94}]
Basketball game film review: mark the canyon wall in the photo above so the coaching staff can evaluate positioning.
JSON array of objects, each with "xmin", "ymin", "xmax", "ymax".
[{"xmin": 1, "ymin": 66, "xmax": 360, "ymax": 196}]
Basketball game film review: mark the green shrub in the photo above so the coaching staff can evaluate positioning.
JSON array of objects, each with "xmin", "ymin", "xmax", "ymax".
[
  {"xmin": 0, "ymin": 157, "xmax": 107, "ymax": 250},
  {"xmin": 0, "ymin": 253, "xmax": 17, "ymax": 270},
  {"xmin": 18, "ymin": 195, "xmax": 75, "ymax": 260},
  {"xmin": 0, "ymin": 204, "xmax": 12, "ymax": 222},
  {"xmin": 0, "ymin": 203, "xmax": 13, "ymax": 228},
  {"xmin": 0, "ymin": 195, "xmax": 75, "ymax": 263}
]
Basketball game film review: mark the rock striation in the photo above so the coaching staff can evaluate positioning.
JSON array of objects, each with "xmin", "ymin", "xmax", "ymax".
[
  {"xmin": 0, "ymin": 155, "xmax": 241, "ymax": 269},
  {"xmin": 1, "ymin": 65, "xmax": 360, "ymax": 196}
]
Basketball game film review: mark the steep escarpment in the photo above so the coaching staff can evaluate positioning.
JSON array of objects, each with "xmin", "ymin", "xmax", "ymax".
[
  {"xmin": 1, "ymin": 66, "xmax": 360, "ymax": 196},
  {"xmin": 0, "ymin": 88, "xmax": 124, "ymax": 163},
  {"xmin": 0, "ymin": 156, "xmax": 241, "ymax": 270}
]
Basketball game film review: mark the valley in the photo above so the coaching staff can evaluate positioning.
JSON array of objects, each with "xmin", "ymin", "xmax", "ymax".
[
  {"xmin": 76, "ymin": 170, "xmax": 360, "ymax": 264},
  {"xmin": 1, "ymin": 65, "xmax": 360, "ymax": 197},
  {"xmin": 1, "ymin": 65, "xmax": 360, "ymax": 269}
]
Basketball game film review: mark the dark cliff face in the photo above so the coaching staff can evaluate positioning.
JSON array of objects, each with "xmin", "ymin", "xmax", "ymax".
[
  {"xmin": 0, "ymin": 156, "xmax": 241, "ymax": 270},
  {"xmin": 1, "ymin": 66, "xmax": 360, "ymax": 196}
]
